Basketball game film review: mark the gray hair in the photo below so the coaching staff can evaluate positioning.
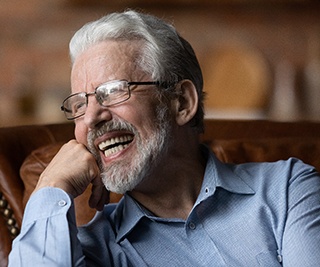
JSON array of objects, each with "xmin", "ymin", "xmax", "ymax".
[{"xmin": 69, "ymin": 10, "xmax": 205, "ymax": 133}]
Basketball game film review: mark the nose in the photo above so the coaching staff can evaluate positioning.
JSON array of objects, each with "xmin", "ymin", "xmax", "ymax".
[{"xmin": 83, "ymin": 94, "xmax": 112, "ymax": 129}]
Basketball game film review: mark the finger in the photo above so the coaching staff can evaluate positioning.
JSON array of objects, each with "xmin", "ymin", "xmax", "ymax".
[
  {"xmin": 95, "ymin": 188, "xmax": 110, "ymax": 211},
  {"xmin": 89, "ymin": 177, "xmax": 109, "ymax": 210}
]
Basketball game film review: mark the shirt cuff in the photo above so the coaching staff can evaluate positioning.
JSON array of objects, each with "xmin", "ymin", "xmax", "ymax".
[{"xmin": 23, "ymin": 187, "xmax": 73, "ymax": 226}]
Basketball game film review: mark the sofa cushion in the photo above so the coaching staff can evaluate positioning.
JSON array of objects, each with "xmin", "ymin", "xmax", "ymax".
[
  {"xmin": 210, "ymin": 137, "xmax": 320, "ymax": 170},
  {"xmin": 20, "ymin": 143, "xmax": 122, "ymax": 226}
]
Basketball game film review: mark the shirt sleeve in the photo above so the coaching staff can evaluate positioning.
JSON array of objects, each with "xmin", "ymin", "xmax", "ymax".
[
  {"xmin": 282, "ymin": 161, "xmax": 320, "ymax": 266},
  {"xmin": 8, "ymin": 187, "xmax": 85, "ymax": 267}
]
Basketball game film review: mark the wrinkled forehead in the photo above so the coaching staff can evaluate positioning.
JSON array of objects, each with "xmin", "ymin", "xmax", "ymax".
[{"xmin": 70, "ymin": 40, "xmax": 145, "ymax": 93}]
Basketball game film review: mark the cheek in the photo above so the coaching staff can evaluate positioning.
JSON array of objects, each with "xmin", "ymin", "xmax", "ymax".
[
  {"xmin": 74, "ymin": 122, "xmax": 87, "ymax": 145},
  {"xmin": 132, "ymin": 105, "xmax": 158, "ymax": 131}
]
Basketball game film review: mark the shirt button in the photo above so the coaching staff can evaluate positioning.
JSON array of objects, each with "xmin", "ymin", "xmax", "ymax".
[
  {"xmin": 205, "ymin": 187, "xmax": 209, "ymax": 194},
  {"xmin": 189, "ymin": 222, "xmax": 196, "ymax": 230},
  {"xmin": 58, "ymin": 200, "xmax": 67, "ymax": 207}
]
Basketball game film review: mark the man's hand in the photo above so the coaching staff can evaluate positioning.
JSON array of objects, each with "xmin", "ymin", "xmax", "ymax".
[{"xmin": 34, "ymin": 140, "xmax": 109, "ymax": 210}]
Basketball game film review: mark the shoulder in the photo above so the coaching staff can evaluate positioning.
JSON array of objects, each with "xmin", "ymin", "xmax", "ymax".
[
  {"xmin": 233, "ymin": 157, "xmax": 318, "ymax": 181},
  {"xmin": 228, "ymin": 157, "xmax": 320, "ymax": 197}
]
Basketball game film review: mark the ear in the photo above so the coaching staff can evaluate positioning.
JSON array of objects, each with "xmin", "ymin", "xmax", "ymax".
[{"xmin": 174, "ymin": 80, "xmax": 198, "ymax": 127}]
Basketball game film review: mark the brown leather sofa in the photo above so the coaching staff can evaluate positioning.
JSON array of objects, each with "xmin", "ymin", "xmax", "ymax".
[{"xmin": 1, "ymin": 119, "xmax": 320, "ymax": 266}]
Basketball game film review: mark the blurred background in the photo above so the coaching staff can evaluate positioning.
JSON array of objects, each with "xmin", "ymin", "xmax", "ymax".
[{"xmin": 1, "ymin": 0, "xmax": 320, "ymax": 127}]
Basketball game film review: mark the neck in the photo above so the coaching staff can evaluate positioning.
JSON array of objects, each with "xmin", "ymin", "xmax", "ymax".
[{"xmin": 129, "ymin": 146, "xmax": 206, "ymax": 220}]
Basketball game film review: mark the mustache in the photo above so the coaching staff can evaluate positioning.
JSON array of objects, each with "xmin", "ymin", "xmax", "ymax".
[
  {"xmin": 87, "ymin": 118, "xmax": 137, "ymax": 142},
  {"xmin": 86, "ymin": 118, "xmax": 137, "ymax": 159}
]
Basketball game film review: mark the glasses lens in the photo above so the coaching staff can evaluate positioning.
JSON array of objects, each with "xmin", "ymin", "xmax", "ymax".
[
  {"xmin": 63, "ymin": 93, "xmax": 87, "ymax": 119},
  {"xmin": 96, "ymin": 80, "xmax": 130, "ymax": 106}
]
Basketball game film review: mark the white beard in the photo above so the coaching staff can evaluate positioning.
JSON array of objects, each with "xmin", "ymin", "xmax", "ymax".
[{"xmin": 87, "ymin": 105, "xmax": 172, "ymax": 194}]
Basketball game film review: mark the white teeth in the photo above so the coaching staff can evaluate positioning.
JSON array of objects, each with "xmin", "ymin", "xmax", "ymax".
[
  {"xmin": 98, "ymin": 135, "xmax": 133, "ymax": 157},
  {"xmin": 104, "ymin": 143, "xmax": 130, "ymax": 157}
]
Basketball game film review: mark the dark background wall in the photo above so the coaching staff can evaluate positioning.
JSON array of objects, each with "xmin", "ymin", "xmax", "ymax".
[{"xmin": 1, "ymin": 0, "xmax": 320, "ymax": 126}]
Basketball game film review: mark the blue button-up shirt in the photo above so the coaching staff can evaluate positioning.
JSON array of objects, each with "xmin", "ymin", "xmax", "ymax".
[{"xmin": 9, "ymin": 147, "xmax": 320, "ymax": 266}]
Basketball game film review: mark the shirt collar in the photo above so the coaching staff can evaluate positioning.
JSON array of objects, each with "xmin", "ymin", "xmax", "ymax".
[
  {"xmin": 114, "ymin": 194, "xmax": 145, "ymax": 243},
  {"xmin": 114, "ymin": 145, "xmax": 255, "ymax": 243},
  {"xmin": 206, "ymin": 145, "xmax": 255, "ymax": 193}
]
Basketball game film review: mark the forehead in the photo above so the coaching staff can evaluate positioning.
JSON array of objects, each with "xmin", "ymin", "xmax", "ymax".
[{"xmin": 71, "ymin": 40, "xmax": 143, "ymax": 91}]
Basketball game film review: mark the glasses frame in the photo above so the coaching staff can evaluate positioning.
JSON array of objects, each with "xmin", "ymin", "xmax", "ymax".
[{"xmin": 61, "ymin": 80, "xmax": 162, "ymax": 120}]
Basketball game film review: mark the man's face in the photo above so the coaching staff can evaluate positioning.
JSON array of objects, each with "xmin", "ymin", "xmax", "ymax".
[{"xmin": 71, "ymin": 40, "xmax": 173, "ymax": 194}]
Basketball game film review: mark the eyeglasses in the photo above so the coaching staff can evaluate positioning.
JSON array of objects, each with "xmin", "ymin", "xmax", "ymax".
[{"xmin": 61, "ymin": 79, "xmax": 164, "ymax": 120}]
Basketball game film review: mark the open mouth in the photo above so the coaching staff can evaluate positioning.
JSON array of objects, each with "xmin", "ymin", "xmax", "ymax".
[{"xmin": 98, "ymin": 134, "xmax": 134, "ymax": 157}]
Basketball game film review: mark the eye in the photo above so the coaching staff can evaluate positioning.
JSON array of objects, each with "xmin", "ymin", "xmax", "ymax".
[
  {"xmin": 95, "ymin": 86, "xmax": 111, "ymax": 102},
  {"xmin": 72, "ymin": 100, "xmax": 86, "ymax": 114},
  {"xmin": 66, "ymin": 93, "xmax": 87, "ymax": 115},
  {"xmin": 96, "ymin": 81, "xmax": 129, "ymax": 106}
]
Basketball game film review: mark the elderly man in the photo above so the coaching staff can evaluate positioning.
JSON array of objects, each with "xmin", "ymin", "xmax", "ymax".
[{"xmin": 9, "ymin": 10, "xmax": 320, "ymax": 266}]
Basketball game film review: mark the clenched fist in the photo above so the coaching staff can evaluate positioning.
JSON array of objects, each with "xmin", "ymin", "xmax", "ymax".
[{"xmin": 35, "ymin": 140, "xmax": 109, "ymax": 210}]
